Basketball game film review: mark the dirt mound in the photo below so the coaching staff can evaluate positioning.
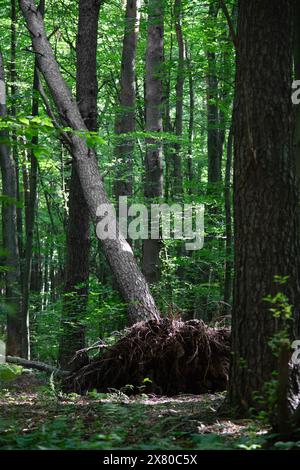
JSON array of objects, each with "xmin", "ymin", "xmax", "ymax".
[{"xmin": 65, "ymin": 317, "xmax": 230, "ymax": 396}]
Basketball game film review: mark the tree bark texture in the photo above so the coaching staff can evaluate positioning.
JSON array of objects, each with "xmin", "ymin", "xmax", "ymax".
[
  {"xmin": 142, "ymin": 0, "xmax": 164, "ymax": 284},
  {"xmin": 228, "ymin": 0, "xmax": 300, "ymax": 414},
  {"xmin": 114, "ymin": 0, "xmax": 140, "ymax": 199},
  {"xmin": 0, "ymin": 51, "xmax": 23, "ymax": 356}
]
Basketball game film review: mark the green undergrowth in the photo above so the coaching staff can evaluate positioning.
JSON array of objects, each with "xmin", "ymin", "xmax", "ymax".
[{"xmin": 0, "ymin": 374, "xmax": 269, "ymax": 450}]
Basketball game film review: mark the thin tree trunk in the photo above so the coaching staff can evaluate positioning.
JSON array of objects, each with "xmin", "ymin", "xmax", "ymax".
[
  {"xmin": 11, "ymin": 0, "xmax": 23, "ymax": 263},
  {"xmin": 223, "ymin": 127, "xmax": 233, "ymax": 310},
  {"xmin": 228, "ymin": 0, "xmax": 300, "ymax": 414},
  {"xmin": 19, "ymin": 0, "xmax": 160, "ymax": 324},
  {"xmin": 186, "ymin": 41, "xmax": 194, "ymax": 195},
  {"xmin": 207, "ymin": 2, "xmax": 221, "ymax": 192},
  {"xmin": 21, "ymin": 0, "xmax": 45, "ymax": 360},
  {"xmin": 172, "ymin": 0, "xmax": 184, "ymax": 197},
  {"xmin": 114, "ymin": 0, "xmax": 140, "ymax": 200},
  {"xmin": 163, "ymin": 12, "xmax": 173, "ymax": 201},
  {"xmin": 0, "ymin": 51, "xmax": 23, "ymax": 356},
  {"xmin": 142, "ymin": 0, "xmax": 164, "ymax": 284},
  {"xmin": 6, "ymin": 355, "xmax": 68, "ymax": 376}
]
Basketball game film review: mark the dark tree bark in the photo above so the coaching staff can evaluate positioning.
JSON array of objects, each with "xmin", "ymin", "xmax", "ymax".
[
  {"xmin": 223, "ymin": 127, "xmax": 233, "ymax": 310},
  {"xmin": 0, "ymin": 51, "xmax": 23, "ymax": 356},
  {"xmin": 162, "ymin": 11, "xmax": 173, "ymax": 201},
  {"xmin": 186, "ymin": 41, "xmax": 194, "ymax": 195},
  {"xmin": 19, "ymin": 0, "xmax": 160, "ymax": 324},
  {"xmin": 21, "ymin": 0, "xmax": 45, "ymax": 360},
  {"xmin": 11, "ymin": 0, "xmax": 23, "ymax": 258},
  {"xmin": 228, "ymin": 0, "xmax": 300, "ymax": 414},
  {"xmin": 142, "ymin": 0, "xmax": 164, "ymax": 284},
  {"xmin": 293, "ymin": 1, "xmax": 300, "ymax": 207},
  {"xmin": 58, "ymin": 0, "xmax": 100, "ymax": 369},
  {"xmin": 114, "ymin": 0, "xmax": 140, "ymax": 200},
  {"xmin": 171, "ymin": 0, "xmax": 184, "ymax": 197},
  {"xmin": 207, "ymin": 1, "xmax": 222, "ymax": 192}
]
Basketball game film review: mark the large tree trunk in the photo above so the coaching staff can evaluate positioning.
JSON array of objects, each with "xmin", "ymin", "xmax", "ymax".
[
  {"xmin": 114, "ymin": 0, "xmax": 140, "ymax": 200},
  {"xmin": 0, "ymin": 51, "xmax": 23, "ymax": 356},
  {"xmin": 142, "ymin": 0, "xmax": 164, "ymax": 284},
  {"xmin": 19, "ymin": 0, "xmax": 160, "ymax": 324},
  {"xmin": 293, "ymin": 0, "xmax": 300, "ymax": 235},
  {"xmin": 58, "ymin": 0, "xmax": 100, "ymax": 369},
  {"xmin": 228, "ymin": 0, "xmax": 300, "ymax": 414}
]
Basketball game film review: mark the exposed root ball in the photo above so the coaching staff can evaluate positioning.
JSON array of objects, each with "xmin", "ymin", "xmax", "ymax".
[{"xmin": 65, "ymin": 318, "xmax": 230, "ymax": 396}]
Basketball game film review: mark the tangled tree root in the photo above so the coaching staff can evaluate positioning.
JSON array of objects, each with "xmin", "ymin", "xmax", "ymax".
[{"xmin": 64, "ymin": 317, "xmax": 230, "ymax": 396}]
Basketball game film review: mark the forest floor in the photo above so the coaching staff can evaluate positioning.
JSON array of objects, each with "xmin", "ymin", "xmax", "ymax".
[{"xmin": 0, "ymin": 372, "xmax": 271, "ymax": 450}]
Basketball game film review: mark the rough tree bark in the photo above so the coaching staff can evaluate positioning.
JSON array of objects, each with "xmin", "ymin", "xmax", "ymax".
[
  {"xmin": 19, "ymin": 0, "xmax": 160, "ymax": 324},
  {"xmin": 223, "ymin": 127, "xmax": 233, "ymax": 310},
  {"xmin": 21, "ymin": 0, "xmax": 45, "ymax": 360},
  {"xmin": 0, "ymin": 51, "xmax": 23, "ymax": 356},
  {"xmin": 142, "ymin": 0, "xmax": 164, "ymax": 284},
  {"xmin": 113, "ymin": 0, "xmax": 141, "ymax": 200},
  {"xmin": 58, "ymin": 0, "xmax": 101, "ymax": 369},
  {"xmin": 171, "ymin": 0, "xmax": 184, "ymax": 197},
  {"xmin": 228, "ymin": 0, "xmax": 300, "ymax": 414},
  {"xmin": 11, "ymin": 0, "xmax": 23, "ymax": 258},
  {"xmin": 293, "ymin": 0, "xmax": 300, "ymax": 230},
  {"xmin": 186, "ymin": 41, "xmax": 194, "ymax": 195},
  {"xmin": 207, "ymin": 1, "xmax": 222, "ymax": 192},
  {"xmin": 162, "ymin": 11, "xmax": 173, "ymax": 201}
]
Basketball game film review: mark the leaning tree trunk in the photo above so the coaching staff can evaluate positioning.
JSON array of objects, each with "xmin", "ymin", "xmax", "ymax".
[
  {"xmin": 113, "ymin": 0, "xmax": 141, "ymax": 200},
  {"xmin": 0, "ymin": 51, "xmax": 23, "ymax": 356},
  {"xmin": 58, "ymin": 0, "xmax": 101, "ymax": 369},
  {"xmin": 19, "ymin": 0, "xmax": 160, "ymax": 324},
  {"xmin": 228, "ymin": 0, "xmax": 300, "ymax": 415},
  {"xmin": 142, "ymin": 0, "xmax": 164, "ymax": 284}
]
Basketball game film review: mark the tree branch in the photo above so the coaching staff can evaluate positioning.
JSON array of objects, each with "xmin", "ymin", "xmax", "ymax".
[
  {"xmin": 6, "ymin": 356, "xmax": 69, "ymax": 377},
  {"xmin": 219, "ymin": 0, "xmax": 237, "ymax": 49}
]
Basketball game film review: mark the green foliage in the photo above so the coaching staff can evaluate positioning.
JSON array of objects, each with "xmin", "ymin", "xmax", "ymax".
[
  {"xmin": 0, "ymin": 415, "xmax": 124, "ymax": 450},
  {"xmin": 0, "ymin": 0, "xmax": 235, "ymax": 350},
  {"xmin": 0, "ymin": 364, "xmax": 23, "ymax": 383},
  {"xmin": 191, "ymin": 434, "xmax": 233, "ymax": 450},
  {"xmin": 273, "ymin": 441, "xmax": 300, "ymax": 450},
  {"xmin": 0, "ymin": 0, "xmax": 237, "ymax": 451},
  {"xmin": 263, "ymin": 275, "xmax": 293, "ymax": 320},
  {"xmin": 0, "ymin": 387, "xmax": 268, "ymax": 450},
  {"xmin": 264, "ymin": 292, "xmax": 293, "ymax": 320}
]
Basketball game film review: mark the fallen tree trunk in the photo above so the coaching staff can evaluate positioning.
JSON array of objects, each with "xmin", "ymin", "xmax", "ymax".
[
  {"xmin": 19, "ymin": 0, "xmax": 159, "ymax": 325},
  {"xmin": 6, "ymin": 356, "xmax": 69, "ymax": 377}
]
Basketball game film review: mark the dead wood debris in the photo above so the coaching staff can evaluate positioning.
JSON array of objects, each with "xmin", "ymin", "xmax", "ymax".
[{"xmin": 64, "ymin": 317, "xmax": 230, "ymax": 396}]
